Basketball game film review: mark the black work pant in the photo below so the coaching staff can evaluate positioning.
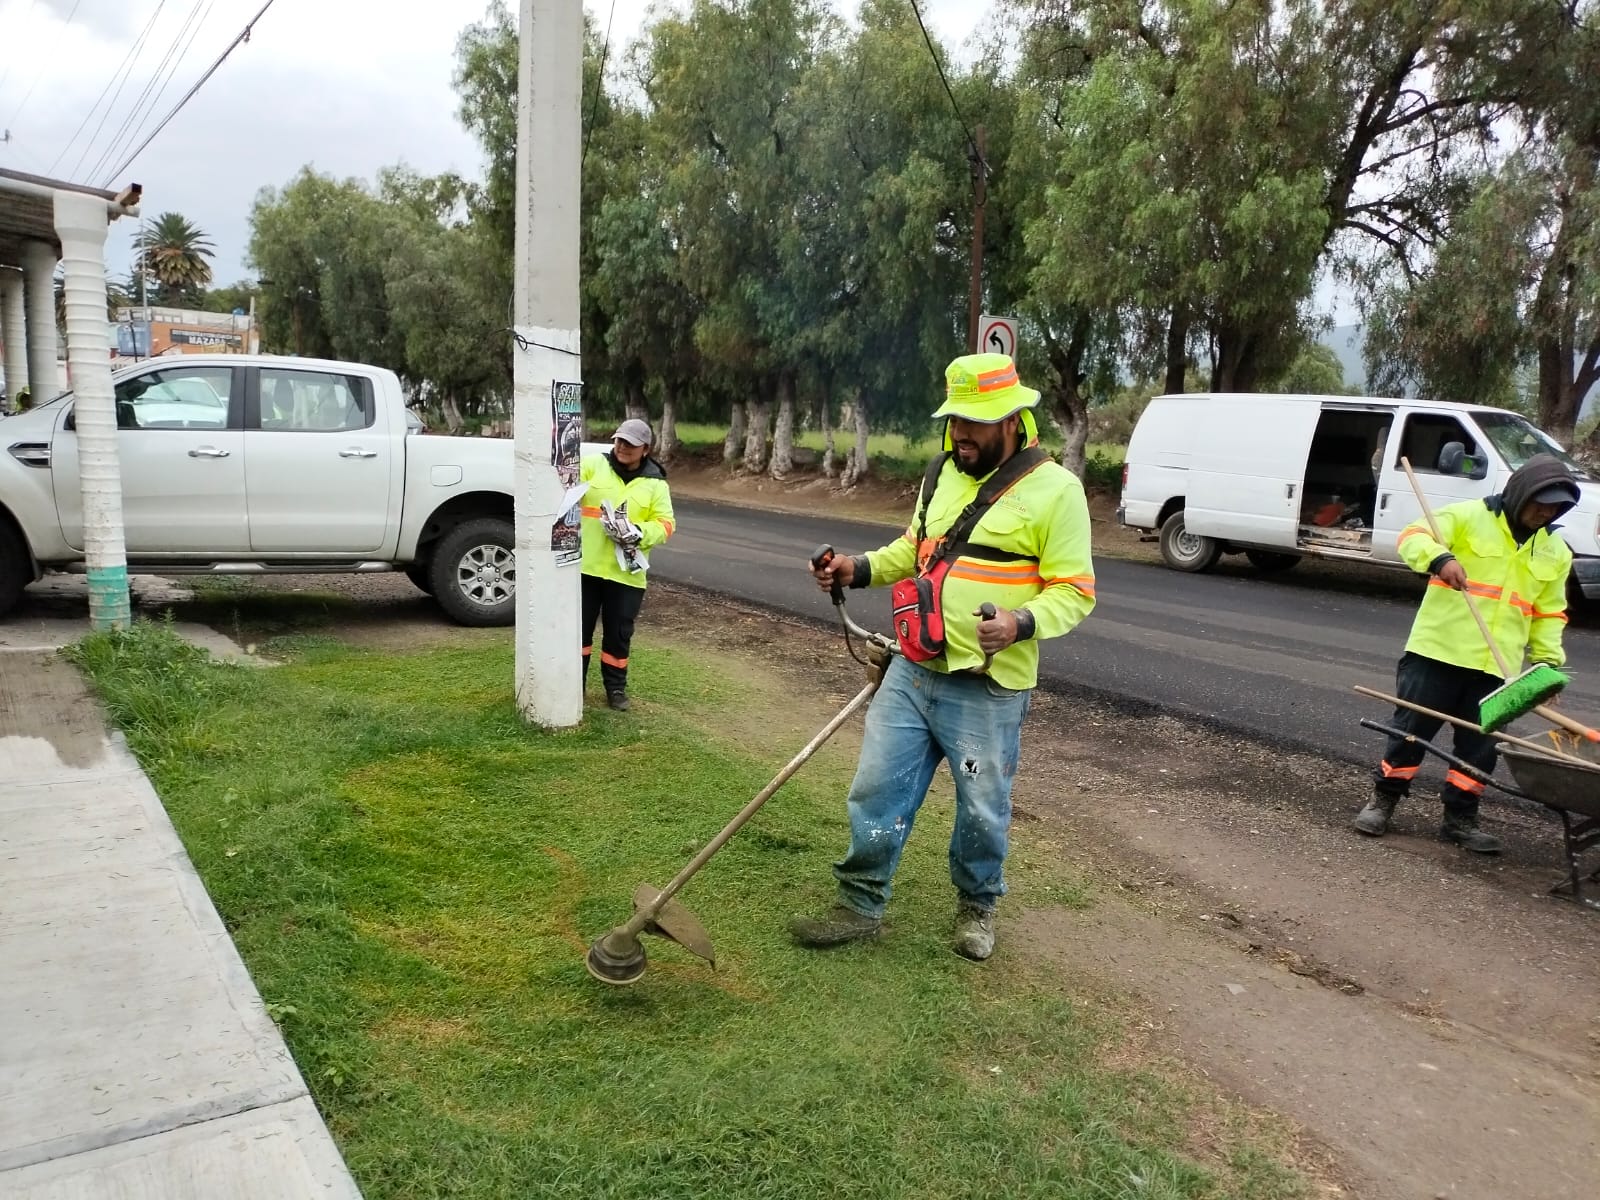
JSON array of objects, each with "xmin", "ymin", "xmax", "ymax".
[
  {"xmin": 581, "ymin": 573, "xmax": 646, "ymax": 695},
  {"xmin": 1373, "ymin": 652, "xmax": 1501, "ymax": 818}
]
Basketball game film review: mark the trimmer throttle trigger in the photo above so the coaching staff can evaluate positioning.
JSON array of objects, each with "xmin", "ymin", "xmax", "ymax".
[{"xmin": 811, "ymin": 544, "xmax": 845, "ymax": 606}]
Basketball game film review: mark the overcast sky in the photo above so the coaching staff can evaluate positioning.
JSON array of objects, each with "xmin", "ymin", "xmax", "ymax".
[{"xmin": 0, "ymin": 0, "xmax": 980, "ymax": 283}]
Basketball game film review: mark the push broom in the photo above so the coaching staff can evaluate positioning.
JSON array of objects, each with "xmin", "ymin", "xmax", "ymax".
[{"xmin": 1399, "ymin": 457, "xmax": 1598, "ymax": 741}]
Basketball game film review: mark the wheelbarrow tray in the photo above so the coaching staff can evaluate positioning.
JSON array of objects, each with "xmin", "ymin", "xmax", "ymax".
[{"xmin": 1498, "ymin": 744, "xmax": 1600, "ymax": 822}]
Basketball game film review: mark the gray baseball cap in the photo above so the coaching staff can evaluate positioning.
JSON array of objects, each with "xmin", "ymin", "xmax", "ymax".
[{"xmin": 612, "ymin": 418, "xmax": 653, "ymax": 446}]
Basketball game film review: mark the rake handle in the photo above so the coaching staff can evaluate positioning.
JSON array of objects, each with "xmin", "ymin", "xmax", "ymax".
[
  {"xmin": 1353, "ymin": 686, "xmax": 1592, "ymax": 767},
  {"xmin": 1397, "ymin": 458, "xmax": 1597, "ymax": 742}
]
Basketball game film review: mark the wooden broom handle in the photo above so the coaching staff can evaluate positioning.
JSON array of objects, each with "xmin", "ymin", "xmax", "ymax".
[
  {"xmin": 1353, "ymin": 686, "xmax": 1591, "ymax": 766},
  {"xmin": 1398, "ymin": 457, "xmax": 1515, "ymax": 678},
  {"xmin": 1398, "ymin": 458, "xmax": 1599, "ymax": 743}
]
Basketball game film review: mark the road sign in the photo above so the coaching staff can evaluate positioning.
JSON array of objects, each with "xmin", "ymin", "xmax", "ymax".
[{"xmin": 979, "ymin": 314, "xmax": 1018, "ymax": 359}]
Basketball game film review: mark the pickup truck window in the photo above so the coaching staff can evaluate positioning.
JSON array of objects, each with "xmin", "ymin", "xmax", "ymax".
[
  {"xmin": 114, "ymin": 366, "xmax": 232, "ymax": 431},
  {"xmin": 259, "ymin": 368, "xmax": 373, "ymax": 433}
]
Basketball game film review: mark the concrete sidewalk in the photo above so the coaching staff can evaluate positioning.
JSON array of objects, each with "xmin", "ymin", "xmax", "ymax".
[{"xmin": 0, "ymin": 613, "xmax": 361, "ymax": 1196}]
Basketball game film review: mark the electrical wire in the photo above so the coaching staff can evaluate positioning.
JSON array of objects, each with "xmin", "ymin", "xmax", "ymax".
[
  {"xmin": 581, "ymin": 0, "xmax": 620, "ymax": 175},
  {"xmin": 86, "ymin": 0, "xmax": 214, "ymax": 186},
  {"xmin": 906, "ymin": 0, "xmax": 988, "ymax": 177},
  {"xmin": 4, "ymin": 0, "xmax": 83, "ymax": 134},
  {"xmin": 52, "ymin": 0, "xmax": 170, "ymax": 178},
  {"xmin": 102, "ymin": 0, "xmax": 276, "ymax": 187}
]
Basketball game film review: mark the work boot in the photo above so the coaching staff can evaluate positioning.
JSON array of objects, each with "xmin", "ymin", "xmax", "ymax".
[
  {"xmin": 953, "ymin": 903, "xmax": 996, "ymax": 962},
  {"xmin": 789, "ymin": 905, "xmax": 882, "ymax": 948},
  {"xmin": 1440, "ymin": 814, "xmax": 1501, "ymax": 854},
  {"xmin": 1353, "ymin": 794, "xmax": 1398, "ymax": 836},
  {"xmin": 607, "ymin": 690, "xmax": 630, "ymax": 712}
]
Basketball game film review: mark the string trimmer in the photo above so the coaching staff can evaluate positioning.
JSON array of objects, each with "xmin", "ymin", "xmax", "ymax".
[{"xmin": 584, "ymin": 546, "xmax": 994, "ymax": 986}]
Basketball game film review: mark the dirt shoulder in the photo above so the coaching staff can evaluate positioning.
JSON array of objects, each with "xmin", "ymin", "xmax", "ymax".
[{"xmin": 644, "ymin": 585, "xmax": 1600, "ymax": 1200}]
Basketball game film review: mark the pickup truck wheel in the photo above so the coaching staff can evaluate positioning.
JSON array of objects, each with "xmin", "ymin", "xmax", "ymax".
[
  {"xmin": 1159, "ymin": 512, "xmax": 1221, "ymax": 573},
  {"xmin": 431, "ymin": 518, "xmax": 515, "ymax": 626},
  {"xmin": 1244, "ymin": 549, "xmax": 1301, "ymax": 573},
  {"xmin": 0, "ymin": 520, "xmax": 28, "ymax": 619},
  {"xmin": 404, "ymin": 563, "xmax": 434, "ymax": 595}
]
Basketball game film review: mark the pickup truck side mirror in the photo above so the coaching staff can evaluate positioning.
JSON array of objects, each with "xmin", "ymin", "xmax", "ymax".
[{"xmin": 1438, "ymin": 441, "xmax": 1489, "ymax": 480}]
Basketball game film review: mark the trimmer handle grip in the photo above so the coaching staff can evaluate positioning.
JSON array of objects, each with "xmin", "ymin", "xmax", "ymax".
[
  {"xmin": 978, "ymin": 602, "xmax": 997, "ymax": 621},
  {"xmin": 811, "ymin": 544, "xmax": 845, "ymax": 606}
]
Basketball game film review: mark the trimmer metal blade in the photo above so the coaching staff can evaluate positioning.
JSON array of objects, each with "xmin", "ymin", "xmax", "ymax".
[{"xmin": 633, "ymin": 882, "xmax": 716, "ymax": 965}]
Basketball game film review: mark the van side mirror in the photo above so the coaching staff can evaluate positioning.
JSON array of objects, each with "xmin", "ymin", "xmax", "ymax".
[{"xmin": 1438, "ymin": 442, "xmax": 1488, "ymax": 480}]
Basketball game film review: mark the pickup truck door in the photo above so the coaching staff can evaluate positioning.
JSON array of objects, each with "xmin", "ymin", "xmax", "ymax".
[
  {"xmin": 53, "ymin": 363, "xmax": 248, "ymax": 552},
  {"xmin": 1371, "ymin": 410, "xmax": 1495, "ymax": 563},
  {"xmin": 245, "ymin": 366, "xmax": 395, "ymax": 553}
]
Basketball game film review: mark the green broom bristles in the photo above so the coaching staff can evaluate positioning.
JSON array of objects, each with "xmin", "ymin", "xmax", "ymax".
[{"xmin": 1480, "ymin": 663, "xmax": 1570, "ymax": 732}]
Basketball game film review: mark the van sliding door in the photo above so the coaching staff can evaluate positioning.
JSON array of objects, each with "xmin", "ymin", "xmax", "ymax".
[{"xmin": 1185, "ymin": 399, "xmax": 1319, "ymax": 549}]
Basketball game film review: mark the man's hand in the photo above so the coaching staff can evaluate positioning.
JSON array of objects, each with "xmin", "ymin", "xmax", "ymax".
[
  {"xmin": 974, "ymin": 606, "xmax": 1019, "ymax": 654},
  {"xmin": 811, "ymin": 553, "xmax": 855, "ymax": 592},
  {"xmin": 1437, "ymin": 559, "xmax": 1469, "ymax": 591}
]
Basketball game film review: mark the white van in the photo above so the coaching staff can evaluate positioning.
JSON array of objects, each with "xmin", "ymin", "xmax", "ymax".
[{"xmin": 1117, "ymin": 393, "xmax": 1600, "ymax": 599}]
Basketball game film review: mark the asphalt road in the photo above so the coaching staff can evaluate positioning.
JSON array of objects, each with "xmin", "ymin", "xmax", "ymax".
[{"xmin": 651, "ymin": 497, "xmax": 1600, "ymax": 766}]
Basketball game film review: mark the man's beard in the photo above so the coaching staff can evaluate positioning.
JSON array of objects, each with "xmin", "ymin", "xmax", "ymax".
[{"xmin": 954, "ymin": 438, "xmax": 1008, "ymax": 478}]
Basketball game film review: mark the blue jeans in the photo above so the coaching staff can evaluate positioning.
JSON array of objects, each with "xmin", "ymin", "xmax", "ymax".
[{"xmin": 834, "ymin": 656, "xmax": 1032, "ymax": 919}]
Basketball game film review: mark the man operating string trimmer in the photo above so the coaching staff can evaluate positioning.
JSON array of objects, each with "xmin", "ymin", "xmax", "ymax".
[
  {"xmin": 793, "ymin": 353, "xmax": 1096, "ymax": 961},
  {"xmin": 1356, "ymin": 454, "xmax": 1582, "ymax": 853}
]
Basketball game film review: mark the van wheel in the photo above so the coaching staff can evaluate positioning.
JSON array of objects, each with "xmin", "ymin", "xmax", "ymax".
[
  {"xmin": 1159, "ymin": 512, "xmax": 1221, "ymax": 572},
  {"xmin": 1244, "ymin": 549, "xmax": 1301, "ymax": 573},
  {"xmin": 430, "ymin": 518, "xmax": 515, "ymax": 626}
]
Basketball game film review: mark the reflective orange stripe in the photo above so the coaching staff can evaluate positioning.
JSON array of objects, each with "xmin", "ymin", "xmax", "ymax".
[
  {"xmin": 1398, "ymin": 527, "xmax": 1430, "ymax": 546},
  {"xmin": 601, "ymin": 652, "xmax": 628, "ymax": 668},
  {"xmin": 1445, "ymin": 769, "xmax": 1485, "ymax": 795},
  {"xmin": 582, "ymin": 646, "xmax": 592, "ymax": 656},
  {"xmin": 948, "ymin": 564, "xmax": 1044, "ymax": 586},
  {"xmin": 976, "ymin": 365, "xmax": 1019, "ymax": 391},
  {"xmin": 1380, "ymin": 760, "xmax": 1420, "ymax": 780},
  {"xmin": 1428, "ymin": 578, "xmax": 1504, "ymax": 600},
  {"xmin": 659, "ymin": 519, "xmax": 675, "ymax": 538},
  {"xmin": 1053, "ymin": 574, "xmax": 1096, "ymax": 596},
  {"xmin": 1533, "ymin": 609, "xmax": 1568, "ymax": 623},
  {"xmin": 580, "ymin": 506, "xmax": 603, "ymax": 518}
]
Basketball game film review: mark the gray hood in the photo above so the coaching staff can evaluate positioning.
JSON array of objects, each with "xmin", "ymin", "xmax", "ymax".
[{"xmin": 1501, "ymin": 454, "xmax": 1580, "ymax": 527}]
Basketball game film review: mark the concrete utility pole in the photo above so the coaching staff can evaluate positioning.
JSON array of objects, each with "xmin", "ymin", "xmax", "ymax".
[{"xmin": 512, "ymin": 0, "xmax": 584, "ymax": 726}]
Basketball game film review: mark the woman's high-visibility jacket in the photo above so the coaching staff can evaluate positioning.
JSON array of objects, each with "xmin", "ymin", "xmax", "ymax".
[
  {"xmin": 859, "ymin": 454, "xmax": 1096, "ymax": 691},
  {"xmin": 579, "ymin": 453, "xmax": 676, "ymax": 588},
  {"xmin": 1397, "ymin": 498, "xmax": 1572, "ymax": 674}
]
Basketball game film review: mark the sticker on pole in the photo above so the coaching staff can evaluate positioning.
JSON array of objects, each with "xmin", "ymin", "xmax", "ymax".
[
  {"xmin": 979, "ymin": 314, "xmax": 1018, "ymax": 360},
  {"xmin": 551, "ymin": 381, "xmax": 584, "ymax": 567}
]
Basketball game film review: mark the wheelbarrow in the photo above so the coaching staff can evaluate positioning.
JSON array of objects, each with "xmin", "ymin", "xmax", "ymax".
[{"xmin": 1359, "ymin": 718, "xmax": 1600, "ymax": 911}]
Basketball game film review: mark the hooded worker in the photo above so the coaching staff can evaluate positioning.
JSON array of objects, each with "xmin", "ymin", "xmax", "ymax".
[
  {"xmin": 578, "ymin": 418, "xmax": 676, "ymax": 711},
  {"xmin": 1356, "ymin": 453, "xmax": 1581, "ymax": 853},
  {"xmin": 794, "ymin": 353, "xmax": 1096, "ymax": 962}
]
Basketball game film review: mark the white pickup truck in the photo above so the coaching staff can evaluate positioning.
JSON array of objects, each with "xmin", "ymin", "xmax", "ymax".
[{"xmin": 0, "ymin": 354, "xmax": 528, "ymax": 625}]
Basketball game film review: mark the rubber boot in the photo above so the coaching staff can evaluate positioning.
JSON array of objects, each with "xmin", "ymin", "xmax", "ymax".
[
  {"xmin": 789, "ymin": 905, "xmax": 881, "ymax": 948},
  {"xmin": 1440, "ymin": 813, "xmax": 1501, "ymax": 854},
  {"xmin": 953, "ymin": 903, "xmax": 996, "ymax": 961},
  {"xmin": 1353, "ymin": 794, "xmax": 1398, "ymax": 836}
]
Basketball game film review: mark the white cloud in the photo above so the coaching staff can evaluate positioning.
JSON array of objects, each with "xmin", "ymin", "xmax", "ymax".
[{"xmin": 0, "ymin": 0, "xmax": 981, "ymax": 281}]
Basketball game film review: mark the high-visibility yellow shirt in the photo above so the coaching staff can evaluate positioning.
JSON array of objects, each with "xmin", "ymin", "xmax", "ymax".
[
  {"xmin": 864, "ymin": 455, "xmax": 1096, "ymax": 691},
  {"xmin": 579, "ymin": 454, "xmax": 676, "ymax": 588},
  {"xmin": 1397, "ymin": 499, "xmax": 1571, "ymax": 674}
]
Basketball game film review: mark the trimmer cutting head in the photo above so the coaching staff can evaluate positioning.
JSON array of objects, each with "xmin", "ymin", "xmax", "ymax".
[{"xmin": 585, "ymin": 929, "xmax": 648, "ymax": 986}]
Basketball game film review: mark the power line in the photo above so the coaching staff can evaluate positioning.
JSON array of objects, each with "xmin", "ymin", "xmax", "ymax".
[
  {"xmin": 86, "ymin": 0, "xmax": 214, "ymax": 186},
  {"xmin": 4, "ymin": 0, "xmax": 84, "ymax": 134},
  {"xmin": 52, "ymin": 0, "xmax": 170, "ymax": 178},
  {"xmin": 102, "ymin": 0, "xmax": 268, "ymax": 187},
  {"xmin": 581, "ymin": 0, "xmax": 620, "ymax": 175},
  {"xmin": 906, "ymin": 0, "xmax": 989, "ymax": 178}
]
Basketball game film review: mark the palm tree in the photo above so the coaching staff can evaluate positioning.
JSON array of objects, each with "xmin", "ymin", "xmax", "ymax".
[{"xmin": 133, "ymin": 212, "xmax": 215, "ymax": 305}]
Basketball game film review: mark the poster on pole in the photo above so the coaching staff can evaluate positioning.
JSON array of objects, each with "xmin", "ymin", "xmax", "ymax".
[{"xmin": 550, "ymin": 381, "xmax": 584, "ymax": 566}]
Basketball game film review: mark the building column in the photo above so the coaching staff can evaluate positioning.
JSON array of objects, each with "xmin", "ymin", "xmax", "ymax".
[
  {"xmin": 55, "ymin": 190, "xmax": 130, "ymax": 630},
  {"xmin": 0, "ymin": 268, "xmax": 27, "ymax": 413},
  {"xmin": 22, "ymin": 239, "xmax": 60, "ymax": 404}
]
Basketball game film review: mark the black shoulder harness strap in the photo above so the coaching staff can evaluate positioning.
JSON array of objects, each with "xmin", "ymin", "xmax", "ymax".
[{"xmin": 915, "ymin": 446, "xmax": 1051, "ymax": 572}]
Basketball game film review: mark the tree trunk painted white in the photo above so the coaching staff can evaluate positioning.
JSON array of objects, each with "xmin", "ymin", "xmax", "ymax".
[
  {"xmin": 1055, "ymin": 392, "xmax": 1089, "ymax": 478},
  {"xmin": 723, "ymin": 401, "xmax": 745, "ymax": 464},
  {"xmin": 841, "ymin": 395, "xmax": 870, "ymax": 487},
  {"xmin": 21, "ymin": 240, "xmax": 60, "ymax": 405},
  {"xmin": 0, "ymin": 269, "xmax": 27, "ymax": 413},
  {"xmin": 818, "ymin": 391, "xmax": 836, "ymax": 479},
  {"xmin": 512, "ymin": 0, "xmax": 584, "ymax": 728},
  {"xmin": 442, "ymin": 394, "xmax": 465, "ymax": 433},
  {"xmin": 54, "ymin": 192, "xmax": 130, "ymax": 630},
  {"xmin": 742, "ymin": 379, "xmax": 770, "ymax": 474},
  {"xmin": 768, "ymin": 369, "xmax": 796, "ymax": 479},
  {"xmin": 658, "ymin": 391, "xmax": 678, "ymax": 462},
  {"xmin": 625, "ymin": 371, "xmax": 648, "ymax": 422}
]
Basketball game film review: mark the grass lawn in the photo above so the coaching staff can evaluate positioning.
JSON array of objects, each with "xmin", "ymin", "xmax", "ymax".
[{"xmin": 68, "ymin": 621, "xmax": 1305, "ymax": 1200}]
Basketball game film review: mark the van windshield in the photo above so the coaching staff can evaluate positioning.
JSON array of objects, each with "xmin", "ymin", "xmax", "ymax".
[{"xmin": 1474, "ymin": 411, "xmax": 1590, "ymax": 480}]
